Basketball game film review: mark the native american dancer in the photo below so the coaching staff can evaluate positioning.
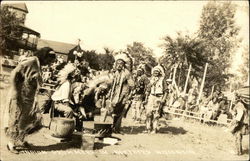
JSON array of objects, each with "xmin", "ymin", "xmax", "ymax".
[
  {"xmin": 144, "ymin": 65, "xmax": 168, "ymax": 134},
  {"xmin": 51, "ymin": 63, "xmax": 78, "ymax": 119},
  {"xmin": 4, "ymin": 47, "xmax": 56, "ymax": 154},
  {"xmin": 130, "ymin": 64, "xmax": 149, "ymax": 123},
  {"xmin": 107, "ymin": 53, "xmax": 134, "ymax": 134}
]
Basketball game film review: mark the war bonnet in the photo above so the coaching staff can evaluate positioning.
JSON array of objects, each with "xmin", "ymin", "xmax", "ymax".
[
  {"xmin": 235, "ymin": 86, "xmax": 250, "ymax": 108},
  {"xmin": 57, "ymin": 63, "xmax": 77, "ymax": 83},
  {"xmin": 114, "ymin": 52, "xmax": 133, "ymax": 72},
  {"xmin": 151, "ymin": 65, "xmax": 165, "ymax": 77}
]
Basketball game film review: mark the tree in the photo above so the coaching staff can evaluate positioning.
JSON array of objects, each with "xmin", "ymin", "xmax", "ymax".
[
  {"xmin": 82, "ymin": 50, "xmax": 100, "ymax": 70},
  {"xmin": 126, "ymin": 41, "xmax": 157, "ymax": 75},
  {"xmin": 97, "ymin": 47, "xmax": 115, "ymax": 71},
  {"xmin": 0, "ymin": 6, "xmax": 22, "ymax": 56},
  {"xmin": 159, "ymin": 32, "xmax": 207, "ymax": 88},
  {"xmin": 240, "ymin": 46, "xmax": 249, "ymax": 84},
  {"xmin": 80, "ymin": 48, "xmax": 114, "ymax": 71},
  {"xmin": 198, "ymin": 1, "xmax": 241, "ymax": 90}
]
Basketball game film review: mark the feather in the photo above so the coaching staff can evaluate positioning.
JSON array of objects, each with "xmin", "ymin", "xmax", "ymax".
[{"xmin": 57, "ymin": 63, "xmax": 76, "ymax": 83}]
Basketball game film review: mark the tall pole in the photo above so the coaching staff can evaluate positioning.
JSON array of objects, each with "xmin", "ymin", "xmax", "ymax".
[
  {"xmin": 172, "ymin": 65, "xmax": 177, "ymax": 86},
  {"xmin": 169, "ymin": 72, "xmax": 172, "ymax": 79},
  {"xmin": 197, "ymin": 63, "xmax": 208, "ymax": 104},
  {"xmin": 210, "ymin": 85, "xmax": 215, "ymax": 97},
  {"xmin": 177, "ymin": 68, "xmax": 181, "ymax": 87},
  {"xmin": 183, "ymin": 64, "xmax": 192, "ymax": 94}
]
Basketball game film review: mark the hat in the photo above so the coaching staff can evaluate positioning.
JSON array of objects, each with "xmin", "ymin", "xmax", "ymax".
[{"xmin": 152, "ymin": 65, "xmax": 165, "ymax": 77}]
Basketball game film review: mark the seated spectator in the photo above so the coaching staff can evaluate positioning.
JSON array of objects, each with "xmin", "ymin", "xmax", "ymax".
[
  {"xmin": 206, "ymin": 97, "xmax": 220, "ymax": 120},
  {"xmin": 218, "ymin": 96, "xmax": 233, "ymax": 119}
]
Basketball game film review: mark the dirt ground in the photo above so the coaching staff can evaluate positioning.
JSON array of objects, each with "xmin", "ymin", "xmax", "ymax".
[{"xmin": 0, "ymin": 82, "xmax": 249, "ymax": 161}]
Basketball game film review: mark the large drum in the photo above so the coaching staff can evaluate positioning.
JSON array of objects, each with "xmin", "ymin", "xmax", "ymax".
[{"xmin": 50, "ymin": 117, "xmax": 75, "ymax": 138}]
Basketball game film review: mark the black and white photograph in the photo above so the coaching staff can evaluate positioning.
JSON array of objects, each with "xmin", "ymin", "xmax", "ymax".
[{"xmin": 0, "ymin": 1, "xmax": 249, "ymax": 161}]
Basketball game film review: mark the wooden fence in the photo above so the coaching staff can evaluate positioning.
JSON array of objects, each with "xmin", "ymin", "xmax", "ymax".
[{"xmin": 163, "ymin": 106, "xmax": 232, "ymax": 125}]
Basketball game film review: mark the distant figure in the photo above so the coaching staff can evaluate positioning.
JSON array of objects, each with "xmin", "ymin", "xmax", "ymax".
[
  {"xmin": 165, "ymin": 79, "xmax": 174, "ymax": 107},
  {"xmin": 230, "ymin": 91, "xmax": 249, "ymax": 155},
  {"xmin": 131, "ymin": 65, "xmax": 149, "ymax": 123}
]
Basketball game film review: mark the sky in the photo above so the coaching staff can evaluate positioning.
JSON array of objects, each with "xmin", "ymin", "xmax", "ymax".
[
  {"xmin": 2, "ymin": 1, "xmax": 208, "ymax": 55},
  {"xmin": 2, "ymin": 0, "xmax": 249, "ymax": 74}
]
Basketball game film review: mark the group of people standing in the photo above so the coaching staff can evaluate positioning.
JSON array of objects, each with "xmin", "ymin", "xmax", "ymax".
[{"xmin": 3, "ymin": 47, "xmax": 248, "ymax": 156}]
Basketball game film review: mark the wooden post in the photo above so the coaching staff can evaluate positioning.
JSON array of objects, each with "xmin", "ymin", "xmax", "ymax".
[
  {"xmin": 172, "ymin": 65, "xmax": 177, "ymax": 86},
  {"xmin": 197, "ymin": 63, "xmax": 208, "ymax": 104},
  {"xmin": 229, "ymin": 81, "xmax": 232, "ymax": 93},
  {"xmin": 177, "ymin": 68, "xmax": 181, "ymax": 87},
  {"xmin": 183, "ymin": 64, "xmax": 192, "ymax": 94},
  {"xmin": 169, "ymin": 72, "xmax": 172, "ymax": 79},
  {"xmin": 210, "ymin": 85, "xmax": 215, "ymax": 97},
  {"xmin": 229, "ymin": 100, "xmax": 233, "ymax": 112}
]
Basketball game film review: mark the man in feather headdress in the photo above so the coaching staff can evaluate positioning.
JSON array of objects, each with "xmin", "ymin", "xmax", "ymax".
[
  {"xmin": 109, "ymin": 52, "xmax": 134, "ymax": 134},
  {"xmin": 5, "ymin": 47, "xmax": 56, "ymax": 154},
  {"xmin": 51, "ymin": 63, "xmax": 77, "ymax": 118},
  {"xmin": 144, "ymin": 65, "xmax": 168, "ymax": 134}
]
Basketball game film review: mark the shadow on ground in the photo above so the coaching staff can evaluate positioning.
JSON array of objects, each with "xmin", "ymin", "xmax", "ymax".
[
  {"xmin": 18, "ymin": 133, "xmax": 82, "ymax": 152},
  {"xmin": 19, "ymin": 142, "xmax": 76, "ymax": 152},
  {"xmin": 158, "ymin": 126, "xmax": 187, "ymax": 135},
  {"xmin": 17, "ymin": 132, "xmax": 117, "ymax": 152},
  {"xmin": 122, "ymin": 125, "xmax": 187, "ymax": 135}
]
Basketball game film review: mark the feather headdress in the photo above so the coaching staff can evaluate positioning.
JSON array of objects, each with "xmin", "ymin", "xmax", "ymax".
[
  {"xmin": 152, "ymin": 65, "xmax": 165, "ymax": 77},
  {"xmin": 236, "ymin": 86, "xmax": 250, "ymax": 107},
  {"xmin": 57, "ymin": 63, "xmax": 76, "ymax": 83},
  {"xmin": 114, "ymin": 52, "xmax": 133, "ymax": 72},
  {"xmin": 87, "ymin": 71, "xmax": 113, "ymax": 88}
]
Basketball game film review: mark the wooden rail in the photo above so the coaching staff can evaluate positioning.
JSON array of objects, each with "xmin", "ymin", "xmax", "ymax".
[{"xmin": 163, "ymin": 107, "xmax": 232, "ymax": 125}]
